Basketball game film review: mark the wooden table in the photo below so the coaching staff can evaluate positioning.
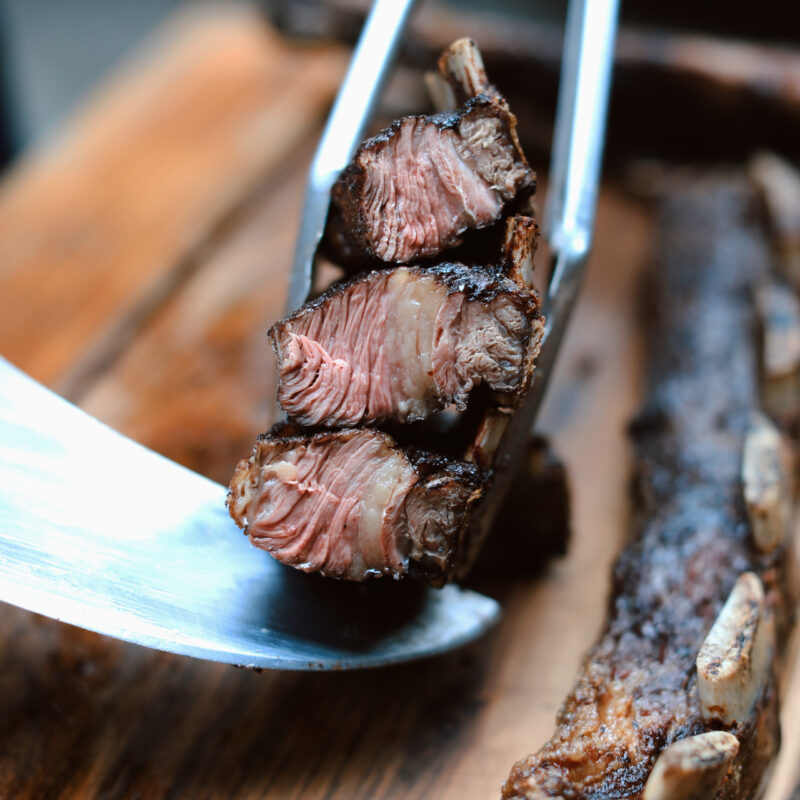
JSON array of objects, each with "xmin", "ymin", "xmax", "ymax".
[{"xmin": 0, "ymin": 6, "xmax": 798, "ymax": 798}]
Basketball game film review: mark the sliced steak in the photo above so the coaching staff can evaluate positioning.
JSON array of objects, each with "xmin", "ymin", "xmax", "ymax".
[
  {"xmin": 270, "ymin": 263, "xmax": 543, "ymax": 428},
  {"xmin": 324, "ymin": 93, "xmax": 535, "ymax": 267},
  {"xmin": 227, "ymin": 428, "xmax": 487, "ymax": 583},
  {"xmin": 503, "ymin": 177, "xmax": 795, "ymax": 799}
]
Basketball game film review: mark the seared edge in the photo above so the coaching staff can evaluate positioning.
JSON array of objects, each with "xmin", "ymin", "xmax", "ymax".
[{"xmin": 271, "ymin": 261, "xmax": 540, "ymax": 331}]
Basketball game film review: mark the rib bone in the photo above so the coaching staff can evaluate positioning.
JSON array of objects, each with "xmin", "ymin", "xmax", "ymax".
[
  {"xmin": 436, "ymin": 37, "xmax": 490, "ymax": 104},
  {"xmin": 464, "ymin": 215, "xmax": 538, "ymax": 469},
  {"xmin": 500, "ymin": 215, "xmax": 538, "ymax": 291},
  {"xmin": 466, "ymin": 406, "xmax": 511, "ymax": 470},
  {"xmin": 742, "ymin": 411, "xmax": 792, "ymax": 553},
  {"xmin": 642, "ymin": 731, "xmax": 740, "ymax": 800},
  {"xmin": 696, "ymin": 572, "xmax": 772, "ymax": 725},
  {"xmin": 456, "ymin": 212, "xmax": 541, "ymax": 576}
]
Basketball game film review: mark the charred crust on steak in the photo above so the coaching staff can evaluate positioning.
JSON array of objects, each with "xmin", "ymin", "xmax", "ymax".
[
  {"xmin": 404, "ymin": 444, "xmax": 490, "ymax": 487},
  {"xmin": 426, "ymin": 262, "xmax": 540, "ymax": 307},
  {"xmin": 271, "ymin": 262, "xmax": 540, "ymax": 326}
]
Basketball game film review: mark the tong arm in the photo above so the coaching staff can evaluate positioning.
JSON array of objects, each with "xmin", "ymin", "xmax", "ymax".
[
  {"xmin": 285, "ymin": 0, "xmax": 418, "ymax": 315},
  {"xmin": 536, "ymin": 0, "xmax": 620, "ymax": 403}
]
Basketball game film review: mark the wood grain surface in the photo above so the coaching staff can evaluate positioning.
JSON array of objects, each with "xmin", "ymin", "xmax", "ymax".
[
  {"xmin": 0, "ymin": 5, "xmax": 798, "ymax": 799},
  {"xmin": 0, "ymin": 4, "xmax": 347, "ymax": 396}
]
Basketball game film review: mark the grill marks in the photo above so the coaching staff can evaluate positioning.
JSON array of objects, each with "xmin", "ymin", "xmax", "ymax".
[
  {"xmin": 326, "ymin": 95, "xmax": 534, "ymax": 266},
  {"xmin": 270, "ymin": 264, "xmax": 543, "ymax": 428},
  {"xmin": 227, "ymin": 429, "xmax": 485, "ymax": 581}
]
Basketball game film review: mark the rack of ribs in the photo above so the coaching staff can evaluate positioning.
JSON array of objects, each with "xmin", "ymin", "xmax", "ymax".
[{"xmin": 503, "ymin": 175, "xmax": 797, "ymax": 799}]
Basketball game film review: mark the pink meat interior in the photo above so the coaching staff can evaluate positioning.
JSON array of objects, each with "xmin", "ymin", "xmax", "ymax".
[
  {"xmin": 272, "ymin": 268, "xmax": 535, "ymax": 427},
  {"xmin": 358, "ymin": 111, "xmax": 530, "ymax": 263}
]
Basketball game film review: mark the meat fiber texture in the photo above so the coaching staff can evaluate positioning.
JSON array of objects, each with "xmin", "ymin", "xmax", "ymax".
[
  {"xmin": 503, "ymin": 177, "xmax": 795, "ymax": 799},
  {"xmin": 324, "ymin": 92, "xmax": 535, "ymax": 268},
  {"xmin": 228, "ymin": 427, "xmax": 486, "ymax": 583},
  {"xmin": 270, "ymin": 263, "xmax": 543, "ymax": 428}
]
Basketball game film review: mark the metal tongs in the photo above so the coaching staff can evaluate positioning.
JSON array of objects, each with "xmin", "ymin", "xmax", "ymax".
[
  {"xmin": 287, "ymin": 0, "xmax": 620, "ymax": 568},
  {"xmin": 0, "ymin": 0, "xmax": 618, "ymax": 670}
]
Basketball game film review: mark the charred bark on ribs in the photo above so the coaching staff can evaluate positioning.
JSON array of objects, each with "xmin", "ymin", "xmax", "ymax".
[{"xmin": 503, "ymin": 176, "xmax": 796, "ymax": 799}]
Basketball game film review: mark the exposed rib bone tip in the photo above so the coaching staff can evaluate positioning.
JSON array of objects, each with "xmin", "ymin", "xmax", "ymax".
[
  {"xmin": 742, "ymin": 411, "xmax": 791, "ymax": 553},
  {"xmin": 697, "ymin": 572, "xmax": 771, "ymax": 725},
  {"xmin": 467, "ymin": 406, "xmax": 511, "ymax": 468},
  {"xmin": 437, "ymin": 38, "xmax": 490, "ymax": 101},
  {"xmin": 642, "ymin": 731, "xmax": 739, "ymax": 800},
  {"xmin": 501, "ymin": 215, "xmax": 538, "ymax": 291},
  {"xmin": 749, "ymin": 152, "xmax": 800, "ymax": 285}
]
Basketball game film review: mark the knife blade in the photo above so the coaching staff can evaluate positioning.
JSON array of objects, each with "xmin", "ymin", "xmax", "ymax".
[{"xmin": 0, "ymin": 357, "xmax": 499, "ymax": 669}]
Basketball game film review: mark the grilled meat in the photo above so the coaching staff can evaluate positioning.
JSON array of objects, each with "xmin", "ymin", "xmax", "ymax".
[
  {"xmin": 270, "ymin": 263, "xmax": 543, "ymax": 428},
  {"xmin": 231, "ymin": 37, "xmax": 546, "ymax": 584},
  {"xmin": 228, "ymin": 427, "xmax": 487, "ymax": 583},
  {"xmin": 323, "ymin": 92, "xmax": 535, "ymax": 267},
  {"xmin": 503, "ymin": 177, "xmax": 796, "ymax": 799}
]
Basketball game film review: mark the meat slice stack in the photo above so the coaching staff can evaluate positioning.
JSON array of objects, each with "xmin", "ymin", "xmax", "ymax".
[
  {"xmin": 228, "ymin": 39, "xmax": 546, "ymax": 582},
  {"xmin": 229, "ymin": 429, "xmax": 486, "ymax": 582}
]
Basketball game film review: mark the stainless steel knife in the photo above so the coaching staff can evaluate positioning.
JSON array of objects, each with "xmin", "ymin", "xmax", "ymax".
[{"xmin": 0, "ymin": 356, "xmax": 499, "ymax": 669}]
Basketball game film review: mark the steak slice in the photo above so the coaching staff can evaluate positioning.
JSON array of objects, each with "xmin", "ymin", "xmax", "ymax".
[
  {"xmin": 503, "ymin": 177, "xmax": 796, "ymax": 799},
  {"xmin": 270, "ymin": 263, "xmax": 543, "ymax": 428},
  {"xmin": 324, "ymin": 92, "xmax": 535, "ymax": 267},
  {"xmin": 227, "ymin": 428, "xmax": 487, "ymax": 583}
]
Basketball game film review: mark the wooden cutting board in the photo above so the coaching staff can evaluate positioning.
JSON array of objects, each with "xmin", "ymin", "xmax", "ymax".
[{"xmin": 0, "ymin": 5, "xmax": 797, "ymax": 798}]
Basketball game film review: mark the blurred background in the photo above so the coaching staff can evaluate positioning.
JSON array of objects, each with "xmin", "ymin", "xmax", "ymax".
[{"xmin": 1, "ymin": 0, "xmax": 799, "ymax": 169}]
